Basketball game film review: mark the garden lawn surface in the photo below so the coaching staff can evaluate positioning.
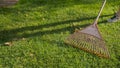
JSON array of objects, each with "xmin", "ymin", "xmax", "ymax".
[{"xmin": 0, "ymin": 0, "xmax": 120, "ymax": 68}]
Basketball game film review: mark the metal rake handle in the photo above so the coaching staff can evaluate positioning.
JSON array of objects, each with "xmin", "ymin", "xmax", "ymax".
[{"xmin": 93, "ymin": 0, "xmax": 106, "ymax": 25}]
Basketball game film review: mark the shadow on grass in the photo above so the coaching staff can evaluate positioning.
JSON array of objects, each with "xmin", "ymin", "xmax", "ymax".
[{"xmin": 0, "ymin": 14, "xmax": 112, "ymax": 44}]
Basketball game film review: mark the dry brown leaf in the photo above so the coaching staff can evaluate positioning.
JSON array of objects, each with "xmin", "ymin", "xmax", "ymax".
[{"xmin": 4, "ymin": 42, "xmax": 12, "ymax": 46}]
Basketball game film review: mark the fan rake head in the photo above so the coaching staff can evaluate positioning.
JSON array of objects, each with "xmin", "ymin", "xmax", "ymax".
[
  {"xmin": 64, "ymin": 0, "xmax": 110, "ymax": 58},
  {"xmin": 65, "ymin": 31, "xmax": 110, "ymax": 58}
]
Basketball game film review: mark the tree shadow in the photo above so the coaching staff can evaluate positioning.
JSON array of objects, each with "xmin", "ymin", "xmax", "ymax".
[{"xmin": 0, "ymin": 14, "xmax": 112, "ymax": 44}]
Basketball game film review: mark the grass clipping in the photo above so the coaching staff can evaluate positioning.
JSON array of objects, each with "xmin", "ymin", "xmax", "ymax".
[{"xmin": 65, "ymin": 32, "xmax": 110, "ymax": 58}]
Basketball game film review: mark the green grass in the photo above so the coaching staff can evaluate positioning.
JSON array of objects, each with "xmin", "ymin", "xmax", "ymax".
[{"xmin": 0, "ymin": 0, "xmax": 120, "ymax": 68}]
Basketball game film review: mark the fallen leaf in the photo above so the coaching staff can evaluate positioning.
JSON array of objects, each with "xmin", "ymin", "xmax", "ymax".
[{"xmin": 4, "ymin": 42, "xmax": 12, "ymax": 46}]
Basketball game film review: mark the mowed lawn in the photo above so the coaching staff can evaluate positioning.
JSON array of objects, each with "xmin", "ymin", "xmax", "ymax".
[{"xmin": 0, "ymin": 0, "xmax": 120, "ymax": 68}]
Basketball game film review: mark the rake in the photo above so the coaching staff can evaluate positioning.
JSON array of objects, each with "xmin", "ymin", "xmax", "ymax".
[{"xmin": 65, "ymin": 0, "xmax": 110, "ymax": 58}]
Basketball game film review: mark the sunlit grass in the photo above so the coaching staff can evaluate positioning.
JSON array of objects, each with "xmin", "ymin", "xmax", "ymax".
[{"xmin": 0, "ymin": 0, "xmax": 120, "ymax": 67}]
